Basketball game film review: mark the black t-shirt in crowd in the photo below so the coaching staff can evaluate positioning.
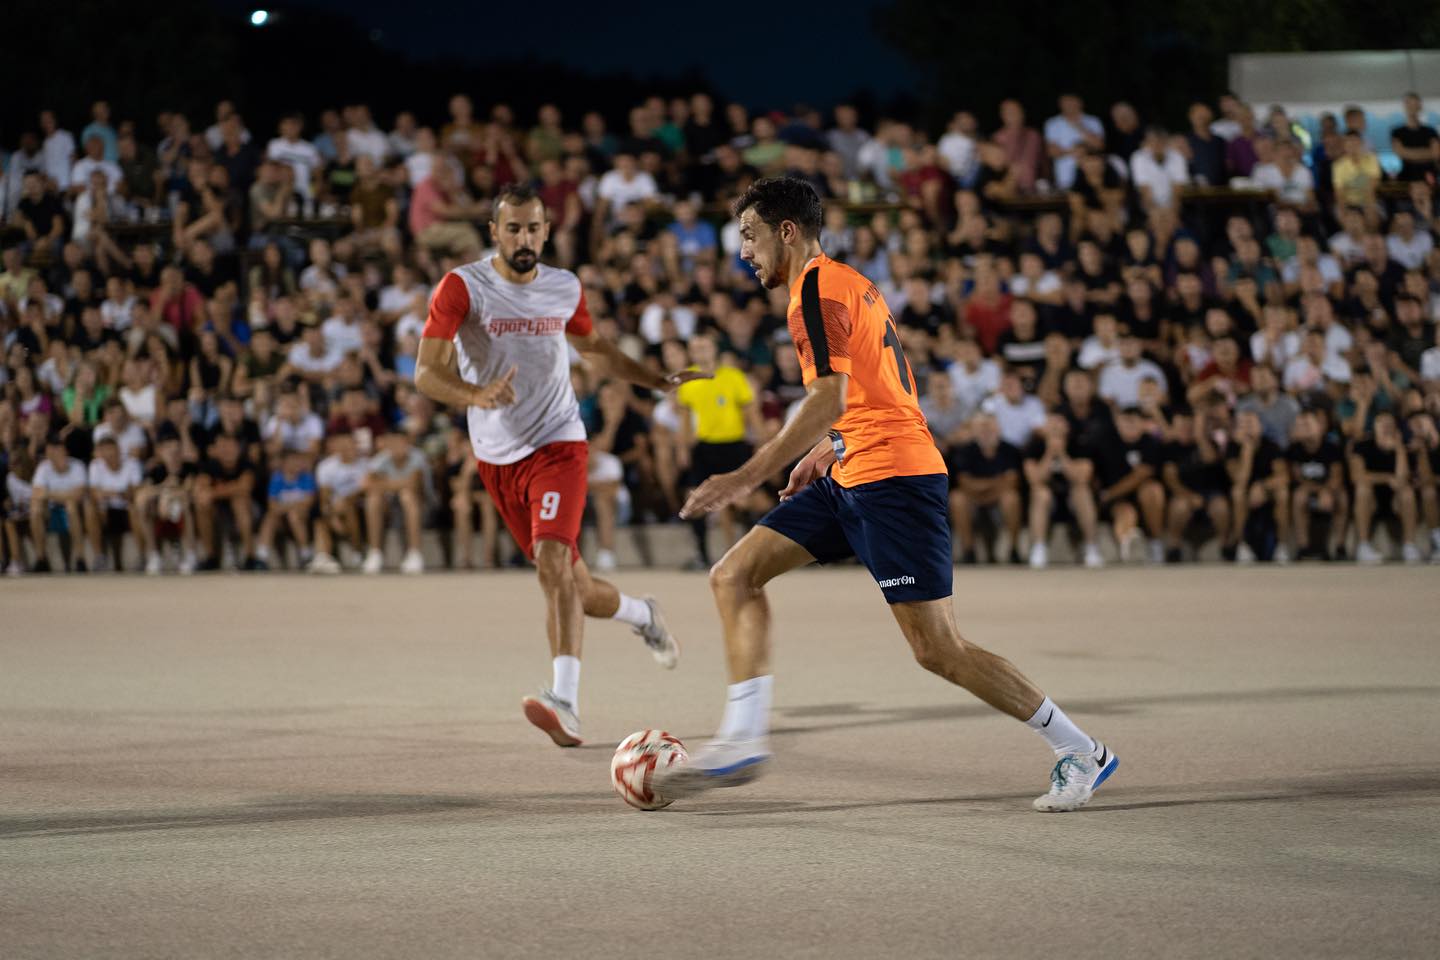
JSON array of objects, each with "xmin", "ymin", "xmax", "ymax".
[
  {"xmin": 1350, "ymin": 439, "xmax": 1403, "ymax": 476},
  {"xmin": 200, "ymin": 455, "xmax": 256, "ymax": 489},
  {"xmin": 1095, "ymin": 431, "xmax": 1162, "ymax": 488},
  {"xmin": 1022, "ymin": 436, "xmax": 1090, "ymax": 488},
  {"xmin": 1225, "ymin": 438, "xmax": 1283, "ymax": 485},
  {"xmin": 898, "ymin": 300, "xmax": 952, "ymax": 338},
  {"xmin": 952, "ymin": 440, "xmax": 1022, "ymax": 479},
  {"xmin": 1287, "ymin": 438, "xmax": 1344, "ymax": 485},
  {"xmin": 1391, "ymin": 123, "xmax": 1440, "ymax": 181},
  {"xmin": 1163, "ymin": 439, "xmax": 1229, "ymax": 495},
  {"xmin": 1059, "ymin": 400, "xmax": 1114, "ymax": 460},
  {"xmin": 18, "ymin": 193, "xmax": 65, "ymax": 236}
]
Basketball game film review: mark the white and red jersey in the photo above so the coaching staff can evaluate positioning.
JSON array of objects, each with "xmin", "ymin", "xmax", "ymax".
[{"xmin": 422, "ymin": 257, "xmax": 593, "ymax": 465}]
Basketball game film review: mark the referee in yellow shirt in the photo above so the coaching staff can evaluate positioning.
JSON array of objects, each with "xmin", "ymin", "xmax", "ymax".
[{"xmin": 676, "ymin": 333, "xmax": 765, "ymax": 569}]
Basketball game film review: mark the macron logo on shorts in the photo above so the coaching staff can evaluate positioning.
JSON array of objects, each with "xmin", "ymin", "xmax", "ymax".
[{"xmin": 876, "ymin": 575, "xmax": 916, "ymax": 589}]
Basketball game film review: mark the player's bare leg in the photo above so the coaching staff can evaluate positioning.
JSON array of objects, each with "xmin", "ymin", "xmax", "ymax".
[
  {"xmin": 652, "ymin": 526, "xmax": 814, "ymax": 796},
  {"xmin": 522, "ymin": 538, "xmax": 587, "ymax": 746},
  {"xmin": 574, "ymin": 557, "xmax": 679, "ymax": 668}
]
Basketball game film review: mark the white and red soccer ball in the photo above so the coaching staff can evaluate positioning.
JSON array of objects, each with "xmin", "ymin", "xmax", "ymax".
[{"xmin": 610, "ymin": 729, "xmax": 688, "ymax": 811}]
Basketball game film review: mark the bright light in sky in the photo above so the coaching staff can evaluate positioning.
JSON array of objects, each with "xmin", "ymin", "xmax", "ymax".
[{"xmin": 250, "ymin": 10, "xmax": 270, "ymax": 27}]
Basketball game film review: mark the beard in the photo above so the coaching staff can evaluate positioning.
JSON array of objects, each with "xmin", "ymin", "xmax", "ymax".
[{"xmin": 504, "ymin": 248, "xmax": 538, "ymax": 273}]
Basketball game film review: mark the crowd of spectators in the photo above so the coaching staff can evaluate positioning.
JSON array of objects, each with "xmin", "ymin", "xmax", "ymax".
[{"xmin": 2, "ymin": 88, "xmax": 1439, "ymax": 575}]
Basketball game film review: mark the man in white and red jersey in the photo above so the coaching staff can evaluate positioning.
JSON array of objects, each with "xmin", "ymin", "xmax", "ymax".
[{"xmin": 416, "ymin": 184, "xmax": 701, "ymax": 748}]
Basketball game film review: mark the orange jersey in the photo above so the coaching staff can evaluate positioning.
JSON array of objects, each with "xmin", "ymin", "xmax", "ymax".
[{"xmin": 785, "ymin": 253, "xmax": 945, "ymax": 487}]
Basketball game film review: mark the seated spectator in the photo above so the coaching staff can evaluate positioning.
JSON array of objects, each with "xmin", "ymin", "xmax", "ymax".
[
  {"xmin": 29, "ymin": 435, "xmax": 89, "ymax": 573},
  {"xmin": 1098, "ymin": 333, "xmax": 1167, "ymax": 409},
  {"xmin": 263, "ymin": 388, "xmax": 325, "ymax": 462},
  {"xmin": 363, "ymin": 430, "xmax": 428, "ymax": 574},
  {"xmin": 1405, "ymin": 411, "xmax": 1439, "ymax": 560},
  {"xmin": 1094, "ymin": 406, "xmax": 1166, "ymax": 563},
  {"xmin": 1235, "ymin": 364, "xmax": 1300, "ymax": 446},
  {"xmin": 310, "ymin": 430, "xmax": 370, "ymax": 574},
  {"xmin": 1022, "ymin": 413, "xmax": 1102, "ymax": 568},
  {"xmin": 3, "ymin": 450, "xmax": 38, "ymax": 574},
  {"xmin": 985, "ymin": 370, "xmax": 1047, "ymax": 449},
  {"xmin": 1189, "ymin": 335, "xmax": 1253, "ymax": 407},
  {"xmin": 1284, "ymin": 328, "xmax": 1352, "ymax": 396},
  {"xmin": 1225, "ymin": 408, "xmax": 1290, "ymax": 563},
  {"xmin": 1331, "ymin": 131, "xmax": 1382, "ymax": 220},
  {"xmin": 1349, "ymin": 411, "xmax": 1421, "ymax": 564},
  {"xmin": 1287, "ymin": 409, "xmax": 1348, "ymax": 561},
  {"xmin": 949, "ymin": 412, "xmax": 1023, "ymax": 564},
  {"xmin": 1251, "ymin": 139, "xmax": 1315, "ymax": 210},
  {"xmin": 1160, "ymin": 405, "xmax": 1231, "ymax": 562},
  {"xmin": 137, "ymin": 429, "xmax": 198, "ymax": 574},
  {"xmin": 1078, "ymin": 312, "xmax": 1123, "ymax": 370},
  {"xmin": 920, "ymin": 371, "xmax": 970, "ymax": 455},
  {"xmin": 84, "ymin": 435, "xmax": 142, "ymax": 572},
  {"xmin": 1130, "ymin": 127, "xmax": 1189, "ymax": 214},
  {"xmin": 256, "ymin": 448, "xmax": 317, "ymax": 570},
  {"xmin": 1385, "ymin": 210, "xmax": 1433, "ymax": 271}
]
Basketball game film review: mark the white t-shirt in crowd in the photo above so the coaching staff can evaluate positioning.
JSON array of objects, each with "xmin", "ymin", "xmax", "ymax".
[
  {"xmin": 1284, "ymin": 354, "xmax": 1352, "ymax": 392},
  {"xmin": 32, "ymin": 458, "xmax": 87, "ymax": 496},
  {"xmin": 101, "ymin": 295, "xmax": 136, "ymax": 331},
  {"xmin": 937, "ymin": 131, "xmax": 977, "ymax": 181},
  {"xmin": 1129, "ymin": 148, "xmax": 1189, "ymax": 209},
  {"xmin": 43, "ymin": 129, "xmax": 77, "ymax": 189},
  {"xmin": 1251, "ymin": 162, "xmax": 1314, "ymax": 206},
  {"xmin": 947, "ymin": 359, "xmax": 1001, "ymax": 419},
  {"xmin": 93, "ymin": 420, "xmax": 150, "ymax": 460},
  {"xmin": 263, "ymin": 412, "xmax": 326, "ymax": 452},
  {"xmin": 346, "ymin": 127, "xmax": 389, "ymax": 165},
  {"xmin": 1387, "ymin": 232, "xmax": 1434, "ymax": 271},
  {"xmin": 70, "ymin": 157, "xmax": 123, "ymax": 195},
  {"xmin": 316, "ymin": 454, "xmax": 369, "ymax": 499},
  {"xmin": 1250, "ymin": 330, "xmax": 1302, "ymax": 371},
  {"xmin": 1078, "ymin": 337, "xmax": 1121, "ymax": 370},
  {"xmin": 266, "ymin": 137, "xmax": 322, "ymax": 200},
  {"xmin": 1281, "ymin": 255, "xmax": 1342, "ymax": 288},
  {"xmin": 1420, "ymin": 346, "xmax": 1440, "ymax": 384},
  {"xmin": 638, "ymin": 301, "xmax": 698, "ymax": 345},
  {"xmin": 596, "ymin": 169, "xmax": 658, "ymax": 212},
  {"xmin": 322, "ymin": 316, "xmax": 365, "ymax": 356},
  {"xmin": 288, "ymin": 340, "xmax": 346, "ymax": 375},
  {"xmin": 1098, "ymin": 358, "xmax": 1168, "ymax": 408},
  {"xmin": 88, "ymin": 457, "xmax": 143, "ymax": 508},
  {"xmin": 985, "ymin": 394, "xmax": 1049, "ymax": 448},
  {"xmin": 120, "ymin": 384, "xmax": 159, "ymax": 425},
  {"xmin": 1008, "ymin": 271, "xmax": 1062, "ymax": 300}
]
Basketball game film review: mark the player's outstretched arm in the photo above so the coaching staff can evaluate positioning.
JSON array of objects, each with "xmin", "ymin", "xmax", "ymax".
[
  {"xmin": 681, "ymin": 374, "xmax": 848, "ymax": 518},
  {"xmin": 567, "ymin": 330, "xmax": 702, "ymax": 392},
  {"xmin": 415, "ymin": 337, "xmax": 517, "ymax": 410}
]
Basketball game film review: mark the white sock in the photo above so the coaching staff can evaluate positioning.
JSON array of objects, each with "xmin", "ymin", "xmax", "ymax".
[
  {"xmin": 1025, "ymin": 696, "xmax": 1092, "ymax": 757},
  {"xmin": 714, "ymin": 675, "xmax": 773, "ymax": 742},
  {"xmin": 551, "ymin": 655, "xmax": 581, "ymax": 711},
  {"xmin": 611, "ymin": 593, "xmax": 651, "ymax": 629}
]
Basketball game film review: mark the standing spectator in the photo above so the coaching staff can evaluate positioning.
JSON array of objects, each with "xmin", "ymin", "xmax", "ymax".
[
  {"xmin": 28, "ymin": 436, "xmax": 88, "ymax": 573},
  {"xmin": 69, "ymin": 134, "xmax": 122, "ymax": 197},
  {"xmin": 84, "ymin": 435, "xmax": 142, "ymax": 572},
  {"xmin": 39, "ymin": 109, "xmax": 76, "ymax": 191},
  {"xmin": 675, "ymin": 334, "xmax": 763, "ymax": 569},
  {"xmin": 2, "ymin": 132, "xmax": 45, "ymax": 221},
  {"xmin": 1023, "ymin": 413, "xmax": 1102, "ymax": 568},
  {"xmin": 1331, "ymin": 131, "xmax": 1382, "ymax": 218},
  {"xmin": 1349, "ymin": 411, "xmax": 1421, "ymax": 564},
  {"xmin": 993, "ymin": 99, "xmax": 1043, "ymax": 194},
  {"xmin": 937, "ymin": 111, "xmax": 979, "ymax": 186},
  {"xmin": 949, "ymin": 412, "xmax": 1023, "ymax": 564},
  {"xmin": 1225, "ymin": 105, "xmax": 1260, "ymax": 178},
  {"xmin": 1043, "ymin": 94, "xmax": 1104, "ymax": 191},
  {"xmin": 362, "ymin": 430, "xmax": 428, "ymax": 574},
  {"xmin": 1183, "ymin": 102, "xmax": 1227, "ymax": 186},
  {"xmin": 1390, "ymin": 93, "xmax": 1440, "ymax": 183}
]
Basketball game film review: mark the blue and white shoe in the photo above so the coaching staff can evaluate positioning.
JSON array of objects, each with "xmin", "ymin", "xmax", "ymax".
[
  {"xmin": 649, "ymin": 737, "xmax": 771, "ymax": 799},
  {"xmin": 1032, "ymin": 740, "xmax": 1119, "ymax": 812}
]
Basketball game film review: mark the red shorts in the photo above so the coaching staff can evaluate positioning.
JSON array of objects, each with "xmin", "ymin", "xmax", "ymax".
[{"xmin": 476, "ymin": 440, "xmax": 588, "ymax": 563}]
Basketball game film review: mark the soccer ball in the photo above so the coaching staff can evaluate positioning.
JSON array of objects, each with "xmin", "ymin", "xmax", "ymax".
[{"xmin": 610, "ymin": 729, "xmax": 688, "ymax": 811}]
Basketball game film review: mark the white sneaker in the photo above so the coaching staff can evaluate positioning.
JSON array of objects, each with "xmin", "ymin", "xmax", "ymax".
[
  {"xmin": 1402, "ymin": 543, "xmax": 1422, "ymax": 565},
  {"xmin": 179, "ymin": 551, "xmax": 196, "ymax": 575},
  {"xmin": 636, "ymin": 596, "xmax": 679, "ymax": 669},
  {"xmin": 1236, "ymin": 542, "xmax": 1257, "ymax": 565},
  {"xmin": 1356, "ymin": 542, "xmax": 1383, "ymax": 566},
  {"xmin": 520, "ymin": 689, "xmax": 583, "ymax": 747},
  {"xmin": 1273, "ymin": 544, "xmax": 1291, "ymax": 565},
  {"xmin": 595, "ymin": 548, "xmax": 618, "ymax": 572},
  {"xmin": 145, "ymin": 552, "xmax": 163, "ymax": 575},
  {"xmin": 400, "ymin": 548, "xmax": 425, "ymax": 575},
  {"xmin": 1082, "ymin": 543, "xmax": 1105, "ymax": 569},
  {"xmin": 339, "ymin": 543, "xmax": 362, "ymax": 570},
  {"xmin": 5, "ymin": 561, "xmax": 22, "ymax": 576},
  {"xmin": 362, "ymin": 548, "xmax": 385, "ymax": 574},
  {"xmin": 649, "ymin": 737, "xmax": 772, "ymax": 800},
  {"xmin": 1147, "ymin": 538, "xmax": 1165, "ymax": 565},
  {"xmin": 308, "ymin": 552, "xmax": 341, "ymax": 575},
  {"xmin": 1028, "ymin": 542, "xmax": 1048, "ymax": 570},
  {"xmin": 1119, "ymin": 529, "xmax": 1142, "ymax": 563},
  {"xmin": 1033, "ymin": 741, "xmax": 1120, "ymax": 813}
]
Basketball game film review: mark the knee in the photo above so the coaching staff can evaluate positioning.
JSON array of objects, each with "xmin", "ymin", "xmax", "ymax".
[
  {"xmin": 708, "ymin": 552, "xmax": 756, "ymax": 598},
  {"xmin": 909, "ymin": 632, "xmax": 965, "ymax": 675},
  {"xmin": 1140, "ymin": 481, "xmax": 1164, "ymax": 506},
  {"xmin": 534, "ymin": 540, "xmax": 574, "ymax": 588},
  {"xmin": 1030, "ymin": 485, "xmax": 1052, "ymax": 509}
]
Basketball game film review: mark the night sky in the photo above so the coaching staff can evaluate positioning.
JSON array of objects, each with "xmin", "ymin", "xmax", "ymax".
[{"xmin": 216, "ymin": 0, "xmax": 919, "ymax": 108}]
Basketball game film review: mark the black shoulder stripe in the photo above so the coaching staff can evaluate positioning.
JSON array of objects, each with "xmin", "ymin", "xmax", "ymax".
[{"xmin": 800, "ymin": 268, "xmax": 831, "ymax": 376}]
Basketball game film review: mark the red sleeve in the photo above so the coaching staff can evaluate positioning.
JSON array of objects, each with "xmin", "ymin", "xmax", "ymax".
[
  {"xmin": 421, "ymin": 273, "xmax": 471, "ymax": 340},
  {"xmin": 566, "ymin": 286, "xmax": 594, "ymax": 336}
]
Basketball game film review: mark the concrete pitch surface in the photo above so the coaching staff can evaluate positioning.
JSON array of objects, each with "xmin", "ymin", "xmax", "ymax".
[{"xmin": 2, "ymin": 567, "xmax": 1437, "ymax": 959}]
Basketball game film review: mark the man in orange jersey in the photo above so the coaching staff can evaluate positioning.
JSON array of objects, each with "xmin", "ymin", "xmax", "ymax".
[{"xmin": 655, "ymin": 178, "xmax": 1118, "ymax": 812}]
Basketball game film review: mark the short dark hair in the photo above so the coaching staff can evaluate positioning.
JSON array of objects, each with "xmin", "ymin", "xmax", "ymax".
[
  {"xmin": 493, "ymin": 183, "xmax": 544, "ymax": 220},
  {"xmin": 731, "ymin": 177, "xmax": 822, "ymax": 238}
]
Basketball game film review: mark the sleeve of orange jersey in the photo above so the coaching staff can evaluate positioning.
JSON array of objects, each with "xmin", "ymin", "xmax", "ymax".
[
  {"xmin": 799, "ymin": 267, "xmax": 854, "ymax": 377},
  {"xmin": 421, "ymin": 273, "xmax": 470, "ymax": 340}
]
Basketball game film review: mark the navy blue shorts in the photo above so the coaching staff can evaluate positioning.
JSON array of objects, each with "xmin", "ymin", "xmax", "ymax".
[{"xmin": 758, "ymin": 473, "xmax": 952, "ymax": 604}]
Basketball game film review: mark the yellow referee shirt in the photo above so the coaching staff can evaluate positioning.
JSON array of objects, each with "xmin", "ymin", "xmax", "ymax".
[{"xmin": 676, "ymin": 365, "xmax": 753, "ymax": 444}]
